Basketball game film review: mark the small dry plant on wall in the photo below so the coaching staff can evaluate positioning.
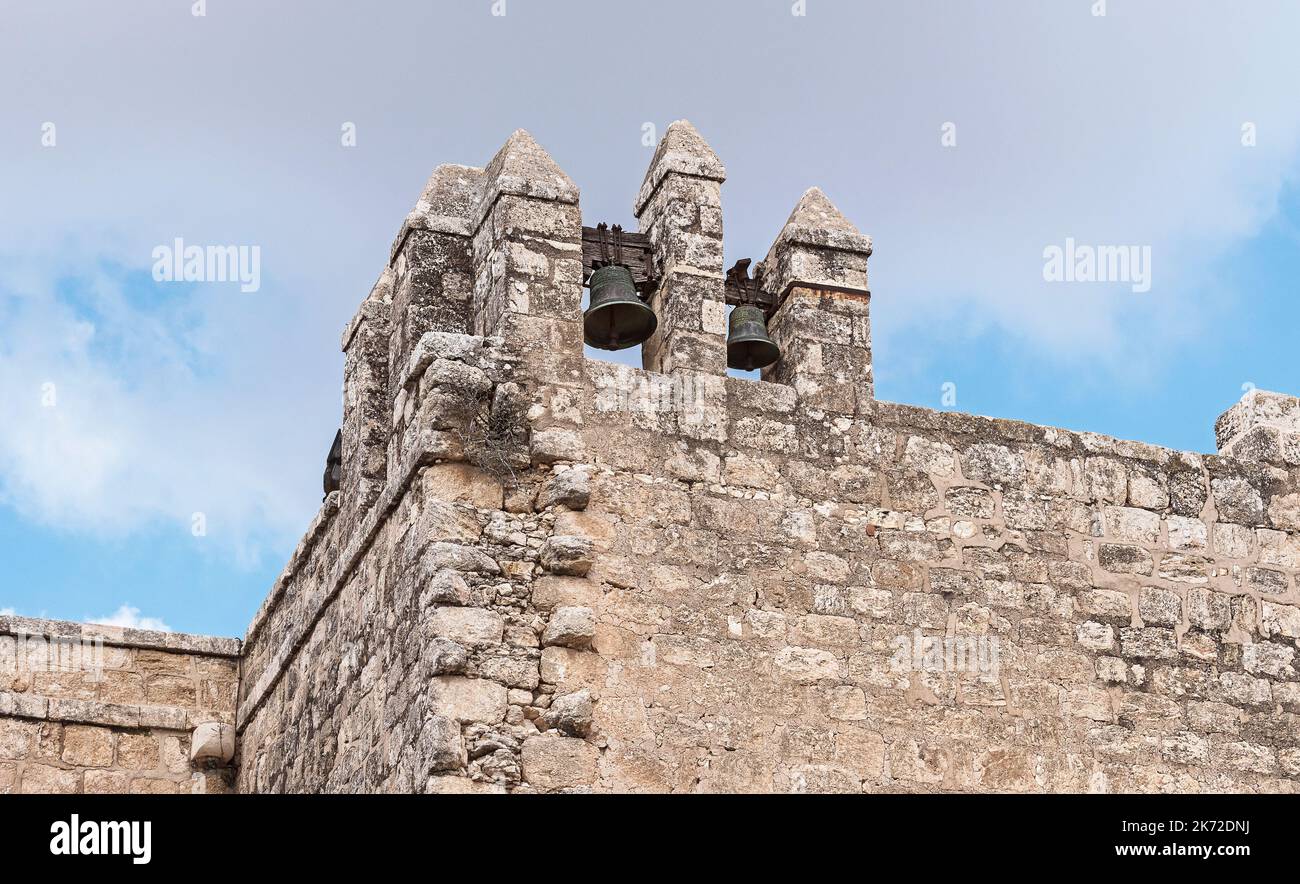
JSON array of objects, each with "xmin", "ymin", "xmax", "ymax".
[{"xmin": 456, "ymin": 383, "xmax": 530, "ymax": 488}]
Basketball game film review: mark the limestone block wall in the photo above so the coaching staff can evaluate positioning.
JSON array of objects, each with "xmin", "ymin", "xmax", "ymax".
[
  {"xmin": 565, "ymin": 376, "xmax": 1300, "ymax": 792},
  {"xmin": 0, "ymin": 615, "xmax": 240, "ymax": 794},
  {"xmin": 232, "ymin": 122, "xmax": 1300, "ymax": 794}
]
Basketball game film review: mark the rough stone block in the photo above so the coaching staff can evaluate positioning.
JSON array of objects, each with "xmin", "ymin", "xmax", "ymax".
[
  {"xmin": 0, "ymin": 718, "xmax": 36, "ymax": 758},
  {"xmin": 539, "ymin": 646, "xmax": 606, "ymax": 694},
  {"xmin": 20, "ymin": 763, "xmax": 79, "ymax": 794},
  {"xmin": 531, "ymin": 427, "xmax": 586, "ymax": 465},
  {"xmin": 116, "ymin": 733, "xmax": 160, "ymax": 770},
  {"xmin": 541, "ymin": 689, "xmax": 593, "ymax": 737},
  {"xmin": 531, "ymin": 576, "xmax": 602, "ymax": 611},
  {"xmin": 521, "ymin": 734, "xmax": 599, "ymax": 792},
  {"xmin": 83, "ymin": 770, "xmax": 131, "ymax": 794},
  {"xmin": 422, "ymin": 463, "xmax": 504, "ymax": 509},
  {"xmin": 478, "ymin": 655, "xmax": 540, "ymax": 690},
  {"xmin": 1261, "ymin": 602, "xmax": 1300, "ymax": 639},
  {"xmin": 541, "ymin": 606, "xmax": 596, "ymax": 650},
  {"xmin": 419, "ymin": 569, "xmax": 472, "ymax": 608},
  {"xmin": 1105, "ymin": 506, "xmax": 1161, "ymax": 544},
  {"xmin": 426, "ymin": 637, "xmax": 470, "ymax": 676},
  {"xmin": 61, "ymin": 725, "xmax": 114, "ymax": 768},
  {"xmin": 1076, "ymin": 621, "xmax": 1115, "ymax": 652},
  {"xmin": 428, "ymin": 607, "xmax": 504, "ymax": 648},
  {"xmin": 537, "ymin": 467, "xmax": 591, "ymax": 510},
  {"xmin": 539, "ymin": 536, "xmax": 594, "ymax": 576},
  {"xmin": 1138, "ymin": 587, "xmax": 1181, "ymax": 627},
  {"xmin": 0, "ymin": 691, "xmax": 47, "ymax": 721},
  {"xmin": 1120, "ymin": 627, "xmax": 1178, "ymax": 660},
  {"xmin": 773, "ymin": 646, "xmax": 840, "ymax": 683},
  {"xmin": 430, "ymin": 677, "xmax": 508, "ymax": 724},
  {"xmin": 1242, "ymin": 642, "xmax": 1296, "ymax": 679},
  {"xmin": 416, "ymin": 715, "xmax": 464, "ymax": 774},
  {"xmin": 425, "ymin": 775, "xmax": 506, "ymax": 794}
]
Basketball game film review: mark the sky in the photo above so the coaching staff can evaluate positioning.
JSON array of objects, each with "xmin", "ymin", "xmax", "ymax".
[{"xmin": 1, "ymin": 0, "xmax": 1298, "ymax": 637}]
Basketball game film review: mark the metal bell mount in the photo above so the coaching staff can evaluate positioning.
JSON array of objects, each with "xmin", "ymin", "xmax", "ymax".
[{"xmin": 724, "ymin": 259, "xmax": 780, "ymax": 371}]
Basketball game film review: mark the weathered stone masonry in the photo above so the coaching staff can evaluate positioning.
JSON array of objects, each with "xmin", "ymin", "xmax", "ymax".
[
  {"xmin": 0, "ymin": 616, "xmax": 239, "ymax": 793},
  {"xmin": 8, "ymin": 121, "xmax": 1299, "ymax": 794},
  {"xmin": 230, "ymin": 121, "xmax": 1300, "ymax": 793}
]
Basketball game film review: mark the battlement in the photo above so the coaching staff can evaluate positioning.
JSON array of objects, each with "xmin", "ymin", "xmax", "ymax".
[
  {"xmin": 336, "ymin": 122, "xmax": 881, "ymax": 533},
  {"xmin": 1216, "ymin": 388, "xmax": 1300, "ymax": 467}
]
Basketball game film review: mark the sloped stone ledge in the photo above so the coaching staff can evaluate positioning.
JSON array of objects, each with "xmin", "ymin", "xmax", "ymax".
[
  {"xmin": 243, "ymin": 491, "xmax": 341, "ymax": 649},
  {"xmin": 0, "ymin": 691, "xmax": 201, "ymax": 730},
  {"xmin": 0, "ymin": 614, "xmax": 240, "ymax": 658}
]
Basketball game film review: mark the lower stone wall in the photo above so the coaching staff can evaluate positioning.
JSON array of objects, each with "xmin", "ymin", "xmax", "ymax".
[
  {"xmin": 233, "ymin": 336, "xmax": 1300, "ymax": 793},
  {"xmin": 0, "ymin": 616, "xmax": 240, "ymax": 794}
]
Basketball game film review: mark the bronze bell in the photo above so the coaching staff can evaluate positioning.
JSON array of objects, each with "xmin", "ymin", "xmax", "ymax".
[
  {"xmin": 726, "ymin": 304, "xmax": 780, "ymax": 371},
  {"xmin": 583, "ymin": 264, "xmax": 657, "ymax": 350}
]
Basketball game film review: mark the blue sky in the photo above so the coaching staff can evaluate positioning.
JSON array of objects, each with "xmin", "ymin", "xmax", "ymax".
[
  {"xmin": 1, "ymin": 0, "xmax": 1298, "ymax": 638},
  {"xmin": 878, "ymin": 177, "xmax": 1300, "ymax": 450}
]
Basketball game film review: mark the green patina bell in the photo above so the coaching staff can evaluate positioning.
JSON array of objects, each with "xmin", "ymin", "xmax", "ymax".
[
  {"xmin": 726, "ymin": 304, "xmax": 780, "ymax": 371},
  {"xmin": 583, "ymin": 264, "xmax": 657, "ymax": 350}
]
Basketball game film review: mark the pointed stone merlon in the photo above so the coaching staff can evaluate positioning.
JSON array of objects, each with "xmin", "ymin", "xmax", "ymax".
[
  {"xmin": 634, "ymin": 121, "xmax": 728, "ymax": 376},
  {"xmin": 759, "ymin": 188, "xmax": 874, "ymax": 411},
  {"xmin": 337, "ymin": 164, "xmax": 479, "ymax": 522},
  {"xmin": 471, "ymin": 130, "xmax": 584, "ymax": 386},
  {"xmin": 1216, "ymin": 389, "xmax": 1300, "ymax": 465},
  {"xmin": 190, "ymin": 722, "xmax": 236, "ymax": 766},
  {"xmin": 340, "ymin": 269, "xmax": 394, "ymax": 516},
  {"xmin": 388, "ymin": 164, "xmax": 483, "ymax": 392}
]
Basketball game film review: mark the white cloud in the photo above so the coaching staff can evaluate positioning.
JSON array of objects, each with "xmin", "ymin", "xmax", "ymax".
[
  {"xmin": 0, "ymin": 607, "xmax": 15, "ymax": 616},
  {"xmin": 0, "ymin": 250, "xmax": 332, "ymax": 564},
  {"xmin": 0, "ymin": 0, "xmax": 1298, "ymax": 552},
  {"xmin": 88, "ymin": 605, "xmax": 171, "ymax": 633}
]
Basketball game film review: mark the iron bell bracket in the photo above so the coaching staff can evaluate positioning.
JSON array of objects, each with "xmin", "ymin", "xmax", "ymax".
[
  {"xmin": 581, "ymin": 223, "xmax": 657, "ymax": 299},
  {"xmin": 724, "ymin": 258, "xmax": 780, "ymax": 317}
]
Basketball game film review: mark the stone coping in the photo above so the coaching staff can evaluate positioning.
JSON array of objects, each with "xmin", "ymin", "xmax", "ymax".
[
  {"xmin": 587, "ymin": 359, "xmax": 1230, "ymax": 468},
  {"xmin": 243, "ymin": 491, "xmax": 340, "ymax": 647},
  {"xmin": 0, "ymin": 614, "xmax": 240, "ymax": 658},
  {"xmin": 236, "ymin": 434, "xmax": 428, "ymax": 731},
  {"xmin": 0, "ymin": 690, "xmax": 200, "ymax": 731}
]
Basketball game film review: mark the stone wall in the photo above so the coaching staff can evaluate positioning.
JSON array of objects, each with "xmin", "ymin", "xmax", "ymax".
[
  {"xmin": 231, "ymin": 121, "xmax": 1300, "ymax": 794},
  {"xmin": 0, "ymin": 615, "xmax": 240, "ymax": 793}
]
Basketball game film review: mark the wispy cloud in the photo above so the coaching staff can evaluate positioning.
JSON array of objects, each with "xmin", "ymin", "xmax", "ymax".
[
  {"xmin": 87, "ymin": 605, "xmax": 171, "ymax": 633},
  {"xmin": 0, "ymin": 251, "xmax": 330, "ymax": 565}
]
